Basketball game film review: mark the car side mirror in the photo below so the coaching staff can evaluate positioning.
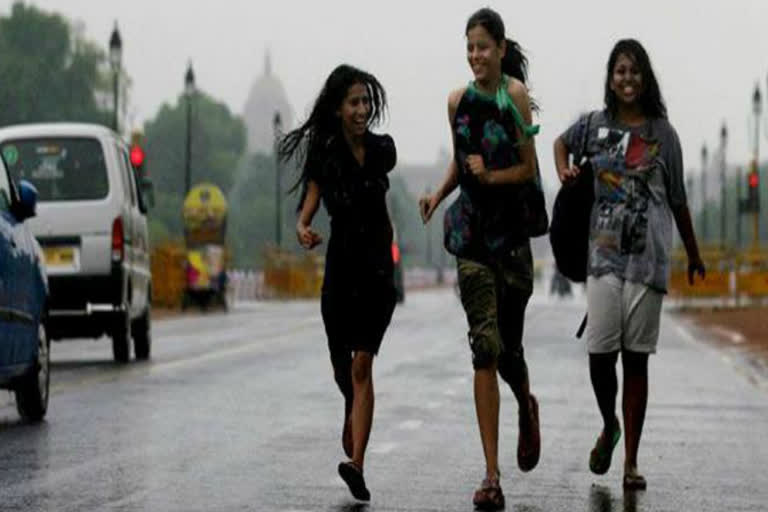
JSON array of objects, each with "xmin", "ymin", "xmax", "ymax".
[
  {"xmin": 138, "ymin": 177, "xmax": 154, "ymax": 212},
  {"xmin": 13, "ymin": 180, "xmax": 38, "ymax": 221}
]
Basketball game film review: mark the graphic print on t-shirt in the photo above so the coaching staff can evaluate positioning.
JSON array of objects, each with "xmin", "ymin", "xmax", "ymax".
[{"xmin": 591, "ymin": 126, "xmax": 660, "ymax": 256}]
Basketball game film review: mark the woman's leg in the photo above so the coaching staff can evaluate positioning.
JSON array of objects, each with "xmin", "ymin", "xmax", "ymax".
[
  {"xmin": 350, "ymin": 351, "xmax": 375, "ymax": 469},
  {"xmin": 586, "ymin": 275, "xmax": 623, "ymax": 447},
  {"xmin": 621, "ymin": 350, "xmax": 648, "ymax": 478},
  {"xmin": 475, "ymin": 363, "xmax": 501, "ymax": 479},
  {"xmin": 589, "ymin": 351, "xmax": 620, "ymax": 432},
  {"xmin": 496, "ymin": 286, "xmax": 539, "ymax": 472},
  {"xmin": 322, "ymin": 294, "xmax": 354, "ymax": 457},
  {"xmin": 457, "ymin": 258, "xmax": 504, "ymax": 481}
]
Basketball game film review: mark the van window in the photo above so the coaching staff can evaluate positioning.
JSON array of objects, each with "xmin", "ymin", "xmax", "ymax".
[
  {"xmin": 1, "ymin": 137, "xmax": 109, "ymax": 202},
  {"xmin": 115, "ymin": 143, "xmax": 136, "ymax": 206},
  {"xmin": 0, "ymin": 160, "xmax": 10, "ymax": 212}
]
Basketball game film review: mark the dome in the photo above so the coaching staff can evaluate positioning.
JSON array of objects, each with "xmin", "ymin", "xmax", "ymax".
[{"xmin": 242, "ymin": 51, "xmax": 294, "ymax": 154}]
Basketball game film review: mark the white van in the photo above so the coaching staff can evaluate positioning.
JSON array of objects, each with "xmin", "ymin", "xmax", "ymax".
[{"xmin": 0, "ymin": 123, "xmax": 152, "ymax": 362}]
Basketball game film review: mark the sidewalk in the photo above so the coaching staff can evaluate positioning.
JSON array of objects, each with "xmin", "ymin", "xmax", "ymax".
[{"xmin": 676, "ymin": 306, "xmax": 768, "ymax": 390}]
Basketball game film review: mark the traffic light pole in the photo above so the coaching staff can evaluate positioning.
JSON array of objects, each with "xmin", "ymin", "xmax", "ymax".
[{"xmin": 737, "ymin": 166, "xmax": 742, "ymax": 250}]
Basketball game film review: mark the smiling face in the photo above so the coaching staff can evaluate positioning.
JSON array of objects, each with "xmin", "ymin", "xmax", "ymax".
[
  {"xmin": 337, "ymin": 82, "xmax": 370, "ymax": 138},
  {"xmin": 466, "ymin": 24, "xmax": 504, "ymax": 83},
  {"xmin": 610, "ymin": 53, "xmax": 644, "ymax": 107}
]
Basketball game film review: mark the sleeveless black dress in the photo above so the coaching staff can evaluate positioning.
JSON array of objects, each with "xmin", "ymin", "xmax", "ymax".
[{"xmin": 308, "ymin": 132, "xmax": 397, "ymax": 355}]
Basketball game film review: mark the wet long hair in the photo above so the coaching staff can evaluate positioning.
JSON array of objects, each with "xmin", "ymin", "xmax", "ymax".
[
  {"xmin": 604, "ymin": 39, "xmax": 667, "ymax": 120},
  {"xmin": 278, "ymin": 64, "xmax": 387, "ymax": 203},
  {"xmin": 465, "ymin": 7, "xmax": 538, "ymax": 111}
]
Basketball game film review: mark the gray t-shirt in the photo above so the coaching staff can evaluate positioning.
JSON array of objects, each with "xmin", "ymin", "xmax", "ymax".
[{"xmin": 561, "ymin": 110, "xmax": 687, "ymax": 292}]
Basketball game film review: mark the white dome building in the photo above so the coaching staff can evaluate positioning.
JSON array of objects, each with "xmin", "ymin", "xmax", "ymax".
[{"xmin": 242, "ymin": 51, "xmax": 294, "ymax": 155}]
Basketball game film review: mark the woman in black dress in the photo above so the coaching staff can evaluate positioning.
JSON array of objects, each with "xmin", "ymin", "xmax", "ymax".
[{"xmin": 278, "ymin": 64, "xmax": 397, "ymax": 502}]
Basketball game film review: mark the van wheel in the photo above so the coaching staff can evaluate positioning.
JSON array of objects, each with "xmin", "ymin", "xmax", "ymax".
[
  {"xmin": 133, "ymin": 305, "xmax": 151, "ymax": 360},
  {"xmin": 16, "ymin": 323, "xmax": 50, "ymax": 422},
  {"xmin": 112, "ymin": 311, "xmax": 131, "ymax": 363}
]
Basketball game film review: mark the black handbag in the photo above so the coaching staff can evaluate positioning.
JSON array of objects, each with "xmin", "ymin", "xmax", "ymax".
[{"xmin": 549, "ymin": 112, "xmax": 595, "ymax": 283}]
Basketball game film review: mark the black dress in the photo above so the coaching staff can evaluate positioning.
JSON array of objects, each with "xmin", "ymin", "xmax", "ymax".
[{"xmin": 308, "ymin": 132, "xmax": 397, "ymax": 355}]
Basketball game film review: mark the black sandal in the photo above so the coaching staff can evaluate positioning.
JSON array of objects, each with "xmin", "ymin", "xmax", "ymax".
[{"xmin": 338, "ymin": 461, "xmax": 370, "ymax": 501}]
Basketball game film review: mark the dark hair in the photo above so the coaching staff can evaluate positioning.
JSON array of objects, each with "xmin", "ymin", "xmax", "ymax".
[
  {"xmin": 278, "ymin": 64, "xmax": 387, "ymax": 202},
  {"xmin": 604, "ymin": 39, "xmax": 667, "ymax": 120},
  {"xmin": 465, "ymin": 8, "xmax": 536, "ymax": 109}
]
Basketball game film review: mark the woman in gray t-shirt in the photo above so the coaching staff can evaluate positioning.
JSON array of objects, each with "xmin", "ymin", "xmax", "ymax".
[{"xmin": 553, "ymin": 39, "xmax": 705, "ymax": 490}]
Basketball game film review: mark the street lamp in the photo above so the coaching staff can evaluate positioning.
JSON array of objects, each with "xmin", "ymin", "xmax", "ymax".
[
  {"xmin": 752, "ymin": 83, "xmax": 763, "ymax": 248},
  {"xmin": 720, "ymin": 122, "xmax": 728, "ymax": 250},
  {"xmin": 754, "ymin": 83, "xmax": 762, "ymax": 164},
  {"xmin": 108, "ymin": 22, "xmax": 122, "ymax": 132},
  {"xmin": 184, "ymin": 62, "xmax": 195, "ymax": 195},
  {"xmin": 701, "ymin": 143, "xmax": 708, "ymax": 244},
  {"xmin": 273, "ymin": 111, "xmax": 282, "ymax": 248}
]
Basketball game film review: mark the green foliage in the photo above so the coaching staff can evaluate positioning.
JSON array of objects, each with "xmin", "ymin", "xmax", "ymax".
[
  {"xmin": 0, "ymin": 2, "xmax": 112, "ymax": 126},
  {"xmin": 142, "ymin": 92, "xmax": 246, "ymax": 242}
]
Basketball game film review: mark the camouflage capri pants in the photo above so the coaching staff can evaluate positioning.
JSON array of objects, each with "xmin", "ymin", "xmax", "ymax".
[{"xmin": 457, "ymin": 243, "xmax": 533, "ymax": 384}]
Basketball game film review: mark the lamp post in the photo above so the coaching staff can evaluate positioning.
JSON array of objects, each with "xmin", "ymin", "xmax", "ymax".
[
  {"xmin": 720, "ymin": 122, "xmax": 728, "ymax": 250},
  {"xmin": 108, "ymin": 23, "xmax": 122, "ymax": 132},
  {"xmin": 701, "ymin": 143, "xmax": 708, "ymax": 244},
  {"xmin": 752, "ymin": 84, "xmax": 762, "ymax": 248},
  {"xmin": 273, "ymin": 111, "xmax": 282, "ymax": 248},
  {"xmin": 425, "ymin": 186, "xmax": 432, "ymax": 271},
  {"xmin": 184, "ymin": 62, "xmax": 195, "ymax": 195}
]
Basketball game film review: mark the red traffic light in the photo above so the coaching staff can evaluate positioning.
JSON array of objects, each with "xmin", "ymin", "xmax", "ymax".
[
  {"xmin": 130, "ymin": 144, "xmax": 145, "ymax": 167},
  {"xmin": 749, "ymin": 171, "xmax": 759, "ymax": 189}
]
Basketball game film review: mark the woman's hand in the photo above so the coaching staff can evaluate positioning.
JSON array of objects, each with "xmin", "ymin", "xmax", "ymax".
[
  {"xmin": 419, "ymin": 194, "xmax": 440, "ymax": 224},
  {"xmin": 296, "ymin": 222, "xmax": 323, "ymax": 250},
  {"xmin": 558, "ymin": 165, "xmax": 582, "ymax": 185},
  {"xmin": 687, "ymin": 257, "xmax": 706, "ymax": 285},
  {"xmin": 466, "ymin": 155, "xmax": 490, "ymax": 184}
]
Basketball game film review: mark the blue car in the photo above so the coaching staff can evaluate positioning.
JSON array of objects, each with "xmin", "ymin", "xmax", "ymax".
[{"xmin": 0, "ymin": 154, "xmax": 49, "ymax": 421}]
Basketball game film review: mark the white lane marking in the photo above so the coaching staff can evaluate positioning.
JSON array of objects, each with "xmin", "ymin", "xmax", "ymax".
[
  {"xmin": 443, "ymin": 389, "xmax": 457, "ymax": 396},
  {"xmin": 369, "ymin": 442, "xmax": 398, "ymax": 454},
  {"xmin": 710, "ymin": 326, "xmax": 746, "ymax": 344},
  {"xmin": 426, "ymin": 401, "xmax": 443, "ymax": 410},
  {"xmin": 398, "ymin": 420, "xmax": 423, "ymax": 431},
  {"xmin": 675, "ymin": 324, "xmax": 697, "ymax": 345}
]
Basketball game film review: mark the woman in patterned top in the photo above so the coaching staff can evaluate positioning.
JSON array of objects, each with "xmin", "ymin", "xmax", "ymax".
[
  {"xmin": 553, "ymin": 39, "xmax": 704, "ymax": 490},
  {"xmin": 278, "ymin": 64, "xmax": 397, "ymax": 503},
  {"xmin": 420, "ymin": 8, "xmax": 542, "ymax": 510}
]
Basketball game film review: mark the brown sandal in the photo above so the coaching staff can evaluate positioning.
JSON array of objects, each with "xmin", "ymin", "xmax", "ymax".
[
  {"xmin": 518, "ymin": 394, "xmax": 541, "ymax": 472},
  {"xmin": 472, "ymin": 474, "xmax": 505, "ymax": 510},
  {"xmin": 623, "ymin": 472, "xmax": 647, "ymax": 490}
]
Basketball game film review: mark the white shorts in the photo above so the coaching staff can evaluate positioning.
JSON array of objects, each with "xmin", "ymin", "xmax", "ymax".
[{"xmin": 586, "ymin": 274, "xmax": 664, "ymax": 354}]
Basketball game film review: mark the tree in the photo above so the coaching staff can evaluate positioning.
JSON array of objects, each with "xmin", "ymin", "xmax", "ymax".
[
  {"xmin": 142, "ymin": 92, "xmax": 246, "ymax": 242},
  {"xmin": 0, "ymin": 2, "xmax": 113, "ymax": 126}
]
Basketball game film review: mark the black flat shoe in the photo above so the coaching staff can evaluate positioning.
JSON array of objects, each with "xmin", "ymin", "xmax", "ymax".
[{"xmin": 338, "ymin": 461, "xmax": 370, "ymax": 501}]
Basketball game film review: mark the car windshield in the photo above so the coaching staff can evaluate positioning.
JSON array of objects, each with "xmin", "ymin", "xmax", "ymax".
[{"xmin": 1, "ymin": 137, "xmax": 109, "ymax": 202}]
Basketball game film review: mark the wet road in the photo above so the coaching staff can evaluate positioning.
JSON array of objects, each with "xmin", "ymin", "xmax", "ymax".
[{"xmin": 1, "ymin": 287, "xmax": 767, "ymax": 511}]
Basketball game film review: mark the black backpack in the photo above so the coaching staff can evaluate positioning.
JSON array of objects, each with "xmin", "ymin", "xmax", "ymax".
[{"xmin": 549, "ymin": 112, "xmax": 595, "ymax": 283}]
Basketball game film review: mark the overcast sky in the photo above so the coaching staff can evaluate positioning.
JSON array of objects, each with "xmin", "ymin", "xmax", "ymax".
[{"xmin": 3, "ymin": 0, "xmax": 768, "ymax": 190}]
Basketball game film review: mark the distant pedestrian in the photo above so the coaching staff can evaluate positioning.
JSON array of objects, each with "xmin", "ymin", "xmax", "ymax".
[
  {"xmin": 278, "ymin": 64, "xmax": 397, "ymax": 503},
  {"xmin": 419, "ymin": 8, "xmax": 543, "ymax": 509},
  {"xmin": 552, "ymin": 39, "xmax": 705, "ymax": 490}
]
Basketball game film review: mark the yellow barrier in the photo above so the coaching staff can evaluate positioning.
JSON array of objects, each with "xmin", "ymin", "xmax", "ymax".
[
  {"xmin": 263, "ymin": 248, "xmax": 324, "ymax": 298},
  {"xmin": 150, "ymin": 243, "xmax": 187, "ymax": 308},
  {"xmin": 668, "ymin": 246, "xmax": 768, "ymax": 299},
  {"xmin": 736, "ymin": 248, "xmax": 768, "ymax": 297},
  {"xmin": 669, "ymin": 247, "xmax": 731, "ymax": 298}
]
